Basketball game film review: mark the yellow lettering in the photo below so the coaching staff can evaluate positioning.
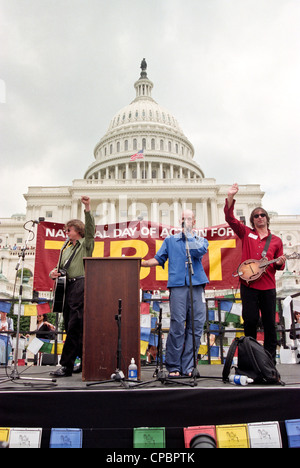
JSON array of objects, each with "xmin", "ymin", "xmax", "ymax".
[
  {"xmin": 208, "ymin": 239, "xmax": 236, "ymax": 281},
  {"xmin": 92, "ymin": 242, "xmax": 104, "ymax": 258},
  {"xmin": 155, "ymin": 240, "xmax": 168, "ymax": 281},
  {"xmin": 44, "ymin": 240, "xmax": 65, "ymax": 250},
  {"xmin": 110, "ymin": 240, "xmax": 149, "ymax": 279},
  {"xmin": 44, "ymin": 240, "xmax": 105, "ymax": 259}
]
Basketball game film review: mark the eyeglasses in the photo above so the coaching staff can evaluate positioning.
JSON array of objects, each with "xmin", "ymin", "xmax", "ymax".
[{"xmin": 253, "ymin": 213, "xmax": 267, "ymax": 219}]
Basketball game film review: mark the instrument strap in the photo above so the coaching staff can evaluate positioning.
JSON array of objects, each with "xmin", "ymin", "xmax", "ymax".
[
  {"xmin": 261, "ymin": 233, "xmax": 272, "ymax": 258},
  {"xmin": 61, "ymin": 242, "xmax": 80, "ymax": 271}
]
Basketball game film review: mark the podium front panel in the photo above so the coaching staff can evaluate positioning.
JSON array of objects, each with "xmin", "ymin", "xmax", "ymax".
[{"xmin": 83, "ymin": 258, "xmax": 141, "ymax": 381}]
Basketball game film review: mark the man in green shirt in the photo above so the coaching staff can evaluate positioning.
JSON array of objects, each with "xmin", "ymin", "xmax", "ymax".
[{"xmin": 49, "ymin": 196, "xmax": 95, "ymax": 377}]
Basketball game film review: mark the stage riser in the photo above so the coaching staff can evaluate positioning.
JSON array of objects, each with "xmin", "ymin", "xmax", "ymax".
[{"xmin": 1, "ymin": 388, "xmax": 299, "ymax": 448}]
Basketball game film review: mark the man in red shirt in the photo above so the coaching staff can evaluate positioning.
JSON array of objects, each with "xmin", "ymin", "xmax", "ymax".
[{"xmin": 224, "ymin": 183, "xmax": 286, "ymax": 362}]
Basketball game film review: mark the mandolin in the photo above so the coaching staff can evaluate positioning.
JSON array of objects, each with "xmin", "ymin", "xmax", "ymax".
[{"xmin": 235, "ymin": 252, "xmax": 300, "ymax": 284}]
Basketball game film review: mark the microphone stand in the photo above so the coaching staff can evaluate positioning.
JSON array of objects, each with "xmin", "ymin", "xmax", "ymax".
[
  {"xmin": 184, "ymin": 223, "xmax": 200, "ymax": 385},
  {"xmin": 86, "ymin": 299, "xmax": 132, "ymax": 388},
  {"xmin": 0, "ymin": 220, "xmax": 56, "ymax": 386},
  {"xmin": 130, "ymin": 305, "xmax": 196, "ymax": 388}
]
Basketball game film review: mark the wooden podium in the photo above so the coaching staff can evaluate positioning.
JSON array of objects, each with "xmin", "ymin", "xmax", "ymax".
[{"xmin": 82, "ymin": 257, "xmax": 141, "ymax": 381}]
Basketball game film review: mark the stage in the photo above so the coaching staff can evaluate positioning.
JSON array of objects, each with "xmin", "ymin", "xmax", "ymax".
[{"xmin": 0, "ymin": 363, "xmax": 299, "ymax": 448}]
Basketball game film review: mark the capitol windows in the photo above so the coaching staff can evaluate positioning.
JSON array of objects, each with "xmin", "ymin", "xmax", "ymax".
[
  {"xmin": 124, "ymin": 140, "xmax": 128, "ymax": 151},
  {"xmin": 142, "ymin": 138, "xmax": 146, "ymax": 149},
  {"xmin": 152, "ymin": 169, "xmax": 157, "ymax": 179},
  {"xmin": 117, "ymin": 141, "xmax": 120, "ymax": 152},
  {"xmin": 160, "ymin": 140, "xmax": 164, "ymax": 150},
  {"xmin": 133, "ymin": 139, "xmax": 137, "ymax": 150},
  {"xmin": 110, "ymin": 144, "xmax": 113, "ymax": 155},
  {"xmin": 151, "ymin": 139, "xmax": 155, "ymax": 150},
  {"xmin": 168, "ymin": 141, "xmax": 172, "ymax": 152},
  {"xmin": 175, "ymin": 144, "xmax": 178, "ymax": 154}
]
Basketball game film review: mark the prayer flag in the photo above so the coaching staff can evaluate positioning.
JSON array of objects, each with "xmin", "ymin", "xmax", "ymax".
[
  {"xmin": 49, "ymin": 428, "xmax": 83, "ymax": 448},
  {"xmin": 24, "ymin": 304, "xmax": 37, "ymax": 316},
  {"xmin": 0, "ymin": 301, "xmax": 11, "ymax": 314},
  {"xmin": 37, "ymin": 302, "xmax": 51, "ymax": 315}
]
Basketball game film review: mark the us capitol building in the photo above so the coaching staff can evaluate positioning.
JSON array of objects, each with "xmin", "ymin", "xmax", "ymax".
[{"xmin": 1, "ymin": 60, "xmax": 299, "ymax": 298}]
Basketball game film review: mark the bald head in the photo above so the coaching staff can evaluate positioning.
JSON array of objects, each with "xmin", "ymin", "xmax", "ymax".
[{"xmin": 181, "ymin": 210, "xmax": 195, "ymax": 232}]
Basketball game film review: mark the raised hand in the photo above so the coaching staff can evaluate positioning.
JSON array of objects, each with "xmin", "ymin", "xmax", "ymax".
[
  {"xmin": 228, "ymin": 183, "xmax": 239, "ymax": 198},
  {"xmin": 81, "ymin": 196, "xmax": 91, "ymax": 211}
]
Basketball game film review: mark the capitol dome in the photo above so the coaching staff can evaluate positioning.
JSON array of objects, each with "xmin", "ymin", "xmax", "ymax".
[{"xmin": 84, "ymin": 60, "xmax": 205, "ymax": 182}]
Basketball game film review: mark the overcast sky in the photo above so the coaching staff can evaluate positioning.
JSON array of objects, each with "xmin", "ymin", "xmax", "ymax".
[{"xmin": 1, "ymin": 0, "xmax": 299, "ymax": 219}]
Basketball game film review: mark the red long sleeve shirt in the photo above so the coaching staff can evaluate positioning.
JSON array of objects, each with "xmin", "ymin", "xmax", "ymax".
[{"xmin": 224, "ymin": 199, "xmax": 284, "ymax": 290}]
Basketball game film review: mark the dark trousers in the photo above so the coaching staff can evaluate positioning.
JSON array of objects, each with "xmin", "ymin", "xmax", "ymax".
[
  {"xmin": 60, "ymin": 278, "xmax": 84, "ymax": 371},
  {"xmin": 240, "ymin": 283, "xmax": 277, "ymax": 362}
]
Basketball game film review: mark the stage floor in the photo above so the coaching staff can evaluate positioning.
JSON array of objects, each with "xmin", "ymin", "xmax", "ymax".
[{"xmin": 0, "ymin": 362, "xmax": 299, "ymax": 390}]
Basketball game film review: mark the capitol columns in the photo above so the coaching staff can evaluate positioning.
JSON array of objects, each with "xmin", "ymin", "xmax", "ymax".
[
  {"xmin": 71, "ymin": 198, "xmax": 79, "ymax": 219},
  {"xmin": 151, "ymin": 198, "xmax": 159, "ymax": 223},
  {"xmin": 129, "ymin": 198, "xmax": 137, "ymax": 220},
  {"xmin": 195, "ymin": 199, "xmax": 209, "ymax": 228},
  {"xmin": 209, "ymin": 198, "xmax": 218, "ymax": 226},
  {"xmin": 172, "ymin": 198, "xmax": 180, "ymax": 226},
  {"xmin": 108, "ymin": 198, "xmax": 117, "ymax": 223},
  {"xmin": 147, "ymin": 161, "xmax": 152, "ymax": 180}
]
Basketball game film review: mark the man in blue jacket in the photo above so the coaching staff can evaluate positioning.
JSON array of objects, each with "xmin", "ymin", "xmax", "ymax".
[{"xmin": 142, "ymin": 210, "xmax": 208, "ymax": 377}]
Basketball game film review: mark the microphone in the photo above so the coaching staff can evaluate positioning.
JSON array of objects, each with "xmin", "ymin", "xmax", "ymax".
[
  {"xmin": 181, "ymin": 220, "xmax": 186, "ymax": 240},
  {"xmin": 23, "ymin": 217, "xmax": 45, "ymax": 232},
  {"xmin": 32, "ymin": 217, "xmax": 45, "ymax": 224}
]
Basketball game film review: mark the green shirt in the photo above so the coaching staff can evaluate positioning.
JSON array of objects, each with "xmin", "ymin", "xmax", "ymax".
[{"xmin": 60, "ymin": 211, "xmax": 95, "ymax": 279}]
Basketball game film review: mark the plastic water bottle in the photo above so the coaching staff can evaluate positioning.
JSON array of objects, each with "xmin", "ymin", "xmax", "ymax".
[
  {"xmin": 7, "ymin": 351, "xmax": 13, "ymax": 367},
  {"xmin": 128, "ymin": 358, "xmax": 138, "ymax": 381},
  {"xmin": 229, "ymin": 374, "xmax": 254, "ymax": 386}
]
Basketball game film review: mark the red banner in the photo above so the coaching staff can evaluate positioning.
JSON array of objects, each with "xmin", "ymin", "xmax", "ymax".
[{"xmin": 33, "ymin": 220, "xmax": 242, "ymax": 292}]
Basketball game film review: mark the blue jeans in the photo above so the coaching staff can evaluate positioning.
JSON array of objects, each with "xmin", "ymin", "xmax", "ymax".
[{"xmin": 166, "ymin": 285, "xmax": 206, "ymax": 375}]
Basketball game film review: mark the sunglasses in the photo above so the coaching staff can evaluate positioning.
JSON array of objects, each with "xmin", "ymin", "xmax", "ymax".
[{"xmin": 253, "ymin": 213, "xmax": 267, "ymax": 219}]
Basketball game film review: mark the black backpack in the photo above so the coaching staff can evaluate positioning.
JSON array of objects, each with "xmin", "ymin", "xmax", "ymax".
[{"xmin": 222, "ymin": 336, "xmax": 284, "ymax": 385}]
